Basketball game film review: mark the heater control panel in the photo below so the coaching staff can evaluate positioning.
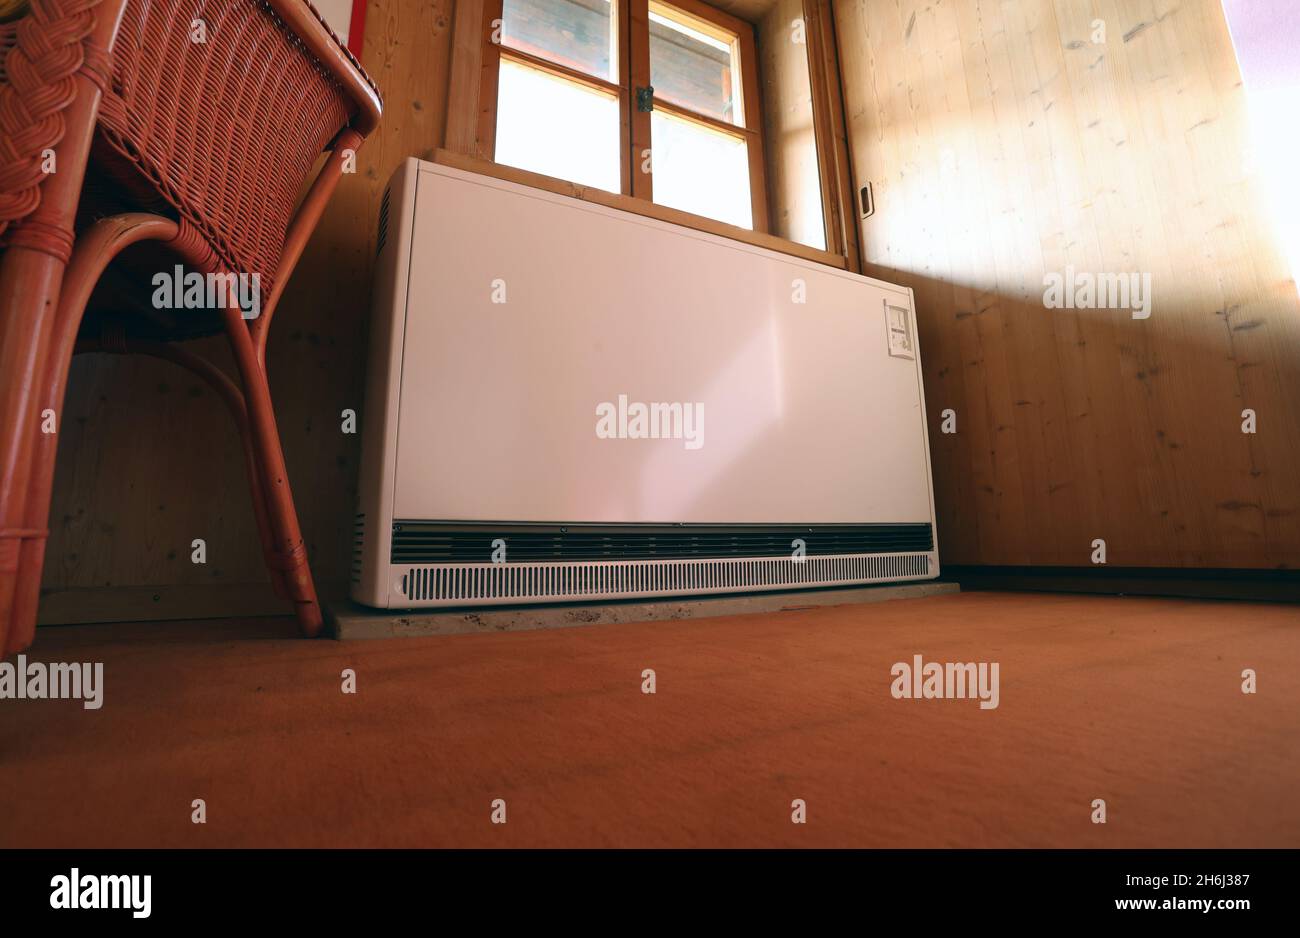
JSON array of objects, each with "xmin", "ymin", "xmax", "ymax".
[{"xmin": 885, "ymin": 301, "xmax": 916, "ymax": 360}]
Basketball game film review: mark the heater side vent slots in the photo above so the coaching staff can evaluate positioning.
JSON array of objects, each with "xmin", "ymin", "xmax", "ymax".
[{"xmin": 376, "ymin": 186, "xmax": 391, "ymax": 257}]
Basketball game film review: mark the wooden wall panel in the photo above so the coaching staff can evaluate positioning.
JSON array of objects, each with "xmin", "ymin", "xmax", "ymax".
[
  {"xmin": 834, "ymin": 0, "xmax": 1300, "ymax": 568},
  {"xmin": 40, "ymin": 0, "xmax": 457, "ymax": 620},
  {"xmin": 41, "ymin": 0, "xmax": 1299, "ymax": 628}
]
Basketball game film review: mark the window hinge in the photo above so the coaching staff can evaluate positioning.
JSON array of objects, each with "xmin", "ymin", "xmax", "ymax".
[{"xmin": 636, "ymin": 86, "xmax": 655, "ymax": 112}]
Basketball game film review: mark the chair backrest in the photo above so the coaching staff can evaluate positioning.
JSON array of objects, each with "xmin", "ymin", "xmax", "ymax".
[
  {"xmin": 0, "ymin": 0, "xmax": 381, "ymax": 292},
  {"xmin": 93, "ymin": 0, "xmax": 381, "ymax": 294}
]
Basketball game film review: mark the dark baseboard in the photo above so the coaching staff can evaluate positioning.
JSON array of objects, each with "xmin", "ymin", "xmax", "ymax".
[
  {"xmin": 36, "ymin": 580, "xmax": 352, "ymax": 626},
  {"xmin": 940, "ymin": 565, "xmax": 1300, "ymax": 602}
]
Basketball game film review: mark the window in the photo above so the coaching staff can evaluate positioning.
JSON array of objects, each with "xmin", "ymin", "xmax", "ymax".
[
  {"xmin": 495, "ymin": 57, "xmax": 623, "ymax": 192},
  {"xmin": 645, "ymin": 1, "xmax": 757, "ymax": 228},
  {"xmin": 486, "ymin": 0, "xmax": 767, "ymax": 231},
  {"xmin": 448, "ymin": 0, "xmax": 862, "ymax": 269}
]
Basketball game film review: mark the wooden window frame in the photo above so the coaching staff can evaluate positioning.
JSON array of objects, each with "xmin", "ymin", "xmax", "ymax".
[
  {"xmin": 631, "ymin": 0, "xmax": 768, "ymax": 232},
  {"xmin": 448, "ymin": 0, "xmax": 859, "ymax": 271},
  {"xmin": 802, "ymin": 0, "xmax": 861, "ymax": 272}
]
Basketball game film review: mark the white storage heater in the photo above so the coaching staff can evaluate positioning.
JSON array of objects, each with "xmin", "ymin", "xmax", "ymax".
[{"xmin": 352, "ymin": 158, "xmax": 938, "ymax": 608}]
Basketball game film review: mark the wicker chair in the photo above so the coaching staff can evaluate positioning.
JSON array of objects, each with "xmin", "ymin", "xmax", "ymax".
[{"xmin": 0, "ymin": 0, "xmax": 382, "ymax": 654}]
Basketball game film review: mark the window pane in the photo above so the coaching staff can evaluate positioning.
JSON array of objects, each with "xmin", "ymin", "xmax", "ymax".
[
  {"xmin": 758, "ymin": 11, "xmax": 825, "ymax": 250},
  {"xmin": 651, "ymin": 110, "xmax": 752, "ymax": 228},
  {"xmin": 495, "ymin": 59, "xmax": 622, "ymax": 193},
  {"xmin": 649, "ymin": 2, "xmax": 739, "ymax": 125},
  {"xmin": 501, "ymin": 0, "xmax": 616, "ymax": 82}
]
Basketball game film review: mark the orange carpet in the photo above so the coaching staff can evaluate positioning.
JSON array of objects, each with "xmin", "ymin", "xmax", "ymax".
[{"xmin": 1, "ymin": 591, "xmax": 1297, "ymax": 848}]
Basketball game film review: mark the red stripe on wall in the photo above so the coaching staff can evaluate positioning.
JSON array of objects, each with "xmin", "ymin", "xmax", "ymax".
[{"xmin": 347, "ymin": 0, "xmax": 368, "ymax": 58}]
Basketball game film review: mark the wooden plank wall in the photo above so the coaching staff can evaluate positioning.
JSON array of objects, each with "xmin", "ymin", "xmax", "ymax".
[
  {"xmin": 833, "ymin": 0, "xmax": 1300, "ymax": 568},
  {"xmin": 40, "ymin": 0, "xmax": 456, "ymax": 621},
  {"xmin": 40, "ymin": 0, "xmax": 1300, "ymax": 627}
]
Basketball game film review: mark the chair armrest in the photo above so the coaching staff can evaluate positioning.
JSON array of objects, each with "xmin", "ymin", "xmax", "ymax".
[{"xmin": 270, "ymin": 0, "xmax": 382, "ymax": 137}]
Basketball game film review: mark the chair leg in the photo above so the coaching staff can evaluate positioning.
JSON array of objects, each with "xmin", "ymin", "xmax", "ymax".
[
  {"xmin": 0, "ymin": 0, "xmax": 137, "ymax": 655},
  {"xmin": 8, "ymin": 401, "xmax": 60, "ymax": 658},
  {"xmin": 243, "ymin": 431, "xmax": 292, "ymax": 603},
  {"xmin": 0, "ymin": 251, "xmax": 70, "ymax": 656},
  {"xmin": 222, "ymin": 307, "xmax": 323, "ymax": 637},
  {"xmin": 3, "ymin": 215, "xmax": 180, "ymax": 656}
]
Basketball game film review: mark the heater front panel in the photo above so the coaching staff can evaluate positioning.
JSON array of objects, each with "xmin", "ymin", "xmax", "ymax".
[
  {"xmin": 352, "ymin": 159, "xmax": 939, "ymax": 609},
  {"xmin": 391, "ymin": 164, "xmax": 934, "ymax": 528}
]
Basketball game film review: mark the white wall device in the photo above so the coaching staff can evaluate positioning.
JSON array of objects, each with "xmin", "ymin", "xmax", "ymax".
[{"xmin": 352, "ymin": 158, "xmax": 938, "ymax": 608}]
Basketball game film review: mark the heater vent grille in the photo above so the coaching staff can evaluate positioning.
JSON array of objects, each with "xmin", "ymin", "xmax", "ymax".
[
  {"xmin": 376, "ymin": 186, "xmax": 391, "ymax": 257},
  {"xmin": 351, "ymin": 513, "xmax": 366, "ymax": 585},
  {"xmin": 392, "ymin": 522, "xmax": 933, "ymax": 564},
  {"xmin": 397, "ymin": 552, "xmax": 932, "ymax": 604}
]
